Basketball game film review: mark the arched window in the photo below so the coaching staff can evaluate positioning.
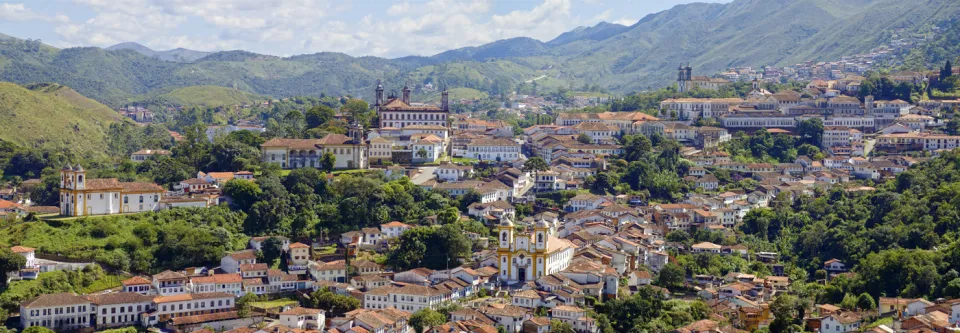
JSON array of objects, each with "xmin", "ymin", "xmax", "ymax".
[
  {"xmin": 501, "ymin": 233, "xmax": 507, "ymax": 242},
  {"xmin": 537, "ymin": 233, "xmax": 543, "ymax": 243}
]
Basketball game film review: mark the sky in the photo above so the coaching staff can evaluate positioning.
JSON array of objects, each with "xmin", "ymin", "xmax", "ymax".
[{"xmin": 0, "ymin": 0, "xmax": 729, "ymax": 59}]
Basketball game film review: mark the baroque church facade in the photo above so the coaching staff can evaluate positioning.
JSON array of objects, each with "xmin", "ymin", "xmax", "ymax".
[{"xmin": 496, "ymin": 217, "xmax": 575, "ymax": 284}]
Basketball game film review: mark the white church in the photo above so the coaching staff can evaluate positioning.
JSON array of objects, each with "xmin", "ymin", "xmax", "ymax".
[
  {"xmin": 496, "ymin": 217, "xmax": 575, "ymax": 284},
  {"xmin": 59, "ymin": 164, "xmax": 165, "ymax": 216}
]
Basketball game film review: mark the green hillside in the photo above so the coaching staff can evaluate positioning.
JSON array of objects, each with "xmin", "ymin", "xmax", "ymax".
[
  {"xmin": 134, "ymin": 85, "xmax": 263, "ymax": 107},
  {"xmin": 0, "ymin": 0, "xmax": 956, "ymax": 103},
  {"xmin": 0, "ymin": 82, "xmax": 124, "ymax": 155}
]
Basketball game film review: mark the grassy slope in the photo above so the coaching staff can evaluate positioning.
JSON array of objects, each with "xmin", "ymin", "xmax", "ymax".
[
  {"xmin": 159, "ymin": 85, "xmax": 262, "ymax": 107},
  {"xmin": 0, "ymin": 82, "xmax": 123, "ymax": 155}
]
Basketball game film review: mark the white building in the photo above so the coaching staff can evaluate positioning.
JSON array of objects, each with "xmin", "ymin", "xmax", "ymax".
[
  {"xmin": 279, "ymin": 307, "xmax": 325, "ymax": 330},
  {"xmin": 375, "ymin": 83, "xmax": 450, "ymax": 129},
  {"xmin": 59, "ymin": 164, "xmax": 165, "ymax": 217},
  {"xmin": 130, "ymin": 149, "xmax": 171, "ymax": 162},
  {"xmin": 362, "ymin": 284, "xmax": 451, "ymax": 312},
  {"xmin": 496, "ymin": 217, "xmax": 575, "ymax": 284},
  {"xmin": 146, "ymin": 292, "xmax": 235, "ymax": 326},
  {"xmin": 20, "ymin": 293, "xmax": 93, "ymax": 331},
  {"xmin": 84, "ymin": 292, "xmax": 155, "ymax": 328},
  {"xmin": 261, "ymin": 128, "xmax": 368, "ymax": 170},
  {"xmin": 11, "ymin": 246, "xmax": 35, "ymax": 267},
  {"xmin": 435, "ymin": 164, "xmax": 474, "ymax": 182},
  {"xmin": 466, "ymin": 138, "xmax": 522, "ymax": 162},
  {"xmin": 380, "ymin": 221, "xmax": 414, "ymax": 239},
  {"xmin": 221, "ymin": 250, "xmax": 258, "ymax": 274},
  {"xmin": 822, "ymin": 126, "xmax": 863, "ymax": 147},
  {"xmin": 820, "ymin": 313, "xmax": 863, "ymax": 333},
  {"xmin": 189, "ymin": 274, "xmax": 244, "ymax": 296}
]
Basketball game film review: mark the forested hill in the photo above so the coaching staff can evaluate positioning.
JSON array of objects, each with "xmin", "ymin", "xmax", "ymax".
[{"xmin": 1, "ymin": 0, "xmax": 958, "ymax": 106}]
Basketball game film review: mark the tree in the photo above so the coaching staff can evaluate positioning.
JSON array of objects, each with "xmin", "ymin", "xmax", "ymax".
[
  {"xmin": 342, "ymin": 99, "xmax": 372, "ymax": 127},
  {"xmin": 309, "ymin": 288, "xmax": 360, "ymax": 315},
  {"xmin": 577, "ymin": 133, "xmax": 593, "ymax": 144},
  {"xmin": 656, "ymin": 264, "xmax": 685, "ymax": 289},
  {"xmin": 306, "ymin": 105, "xmax": 336, "ymax": 129},
  {"xmin": 416, "ymin": 148, "xmax": 428, "ymax": 161},
  {"xmin": 769, "ymin": 294, "xmax": 802, "ymax": 333},
  {"xmin": 840, "ymin": 293, "xmax": 857, "ymax": 310},
  {"xmin": 236, "ymin": 293, "xmax": 260, "ymax": 318},
  {"xmin": 321, "ymin": 152, "xmax": 336, "ymax": 172},
  {"xmin": 22, "ymin": 327, "xmax": 55, "ymax": 333},
  {"xmin": 797, "ymin": 118, "xmax": 824, "ymax": 147},
  {"xmin": 522, "ymin": 156, "xmax": 549, "ymax": 188},
  {"xmin": 857, "ymin": 293, "xmax": 876, "ymax": 311},
  {"xmin": 550, "ymin": 319, "xmax": 575, "ymax": 333},
  {"xmin": 223, "ymin": 179, "xmax": 262, "ymax": 211},
  {"xmin": 622, "ymin": 134, "xmax": 653, "ymax": 162},
  {"xmin": 258, "ymin": 237, "xmax": 284, "ymax": 266},
  {"xmin": 389, "ymin": 224, "xmax": 472, "ymax": 270},
  {"xmin": 283, "ymin": 110, "xmax": 306, "ymax": 137},
  {"xmin": 0, "ymin": 248, "xmax": 26, "ymax": 286},
  {"xmin": 409, "ymin": 308, "xmax": 446, "ymax": 333}
]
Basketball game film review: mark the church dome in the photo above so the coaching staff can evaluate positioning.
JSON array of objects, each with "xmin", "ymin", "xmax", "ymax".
[
  {"xmin": 499, "ymin": 216, "xmax": 514, "ymax": 227},
  {"xmin": 73, "ymin": 164, "xmax": 84, "ymax": 172},
  {"xmin": 62, "ymin": 164, "xmax": 73, "ymax": 171}
]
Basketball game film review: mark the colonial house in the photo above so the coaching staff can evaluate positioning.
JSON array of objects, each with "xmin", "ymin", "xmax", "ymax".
[{"xmin": 261, "ymin": 127, "xmax": 369, "ymax": 170}]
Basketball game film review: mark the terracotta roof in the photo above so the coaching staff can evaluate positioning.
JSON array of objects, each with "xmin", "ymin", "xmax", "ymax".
[
  {"xmin": 170, "ymin": 310, "xmax": 240, "ymax": 325},
  {"xmin": 261, "ymin": 138, "xmax": 325, "ymax": 150},
  {"xmin": 0, "ymin": 199, "xmax": 23, "ymax": 210},
  {"xmin": 280, "ymin": 307, "xmax": 324, "ymax": 316},
  {"xmin": 381, "ymin": 221, "xmax": 412, "ymax": 228},
  {"xmin": 10, "ymin": 245, "xmax": 34, "ymax": 253},
  {"xmin": 467, "ymin": 138, "xmax": 519, "ymax": 147},
  {"xmin": 21, "ymin": 293, "xmax": 91, "ymax": 308},
  {"xmin": 289, "ymin": 242, "xmax": 310, "ymax": 249},
  {"xmin": 153, "ymin": 270, "xmax": 187, "ymax": 281},
  {"xmin": 240, "ymin": 263, "xmax": 269, "ymax": 271},
  {"xmin": 229, "ymin": 250, "xmax": 258, "ymax": 260},
  {"xmin": 83, "ymin": 292, "xmax": 154, "ymax": 305},
  {"xmin": 85, "ymin": 178, "xmax": 124, "ymax": 190},
  {"xmin": 26, "ymin": 206, "xmax": 59, "ymax": 214},
  {"xmin": 121, "ymin": 182, "xmax": 164, "ymax": 193},
  {"xmin": 122, "ymin": 276, "xmax": 152, "ymax": 286}
]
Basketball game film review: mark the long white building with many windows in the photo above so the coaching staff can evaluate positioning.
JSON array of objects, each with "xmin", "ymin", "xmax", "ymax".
[{"xmin": 465, "ymin": 138, "xmax": 522, "ymax": 162}]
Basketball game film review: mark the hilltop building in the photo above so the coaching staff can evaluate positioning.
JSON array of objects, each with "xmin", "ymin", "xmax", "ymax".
[
  {"xmin": 375, "ymin": 81, "xmax": 450, "ymax": 129},
  {"xmin": 59, "ymin": 164, "xmax": 164, "ymax": 217}
]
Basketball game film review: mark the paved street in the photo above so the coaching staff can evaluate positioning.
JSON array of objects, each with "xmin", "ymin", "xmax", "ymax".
[{"xmin": 410, "ymin": 166, "xmax": 437, "ymax": 185}]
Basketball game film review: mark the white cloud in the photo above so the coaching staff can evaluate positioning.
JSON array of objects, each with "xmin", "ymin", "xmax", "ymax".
[
  {"xmin": 44, "ymin": 0, "xmax": 591, "ymax": 57},
  {"xmin": 592, "ymin": 9, "xmax": 612, "ymax": 22},
  {"xmin": 1, "ymin": 3, "xmax": 71, "ymax": 23},
  {"xmin": 613, "ymin": 17, "xmax": 637, "ymax": 26}
]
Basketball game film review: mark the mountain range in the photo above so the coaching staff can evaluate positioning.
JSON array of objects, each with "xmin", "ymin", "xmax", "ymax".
[
  {"xmin": 105, "ymin": 42, "xmax": 212, "ymax": 63},
  {"xmin": 0, "ymin": 0, "xmax": 957, "ymax": 108}
]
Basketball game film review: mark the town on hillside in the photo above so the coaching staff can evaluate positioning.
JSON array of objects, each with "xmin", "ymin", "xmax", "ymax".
[{"xmin": 4, "ymin": 6, "xmax": 960, "ymax": 333}]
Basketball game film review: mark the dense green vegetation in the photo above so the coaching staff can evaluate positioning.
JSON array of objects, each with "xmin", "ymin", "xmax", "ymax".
[
  {"xmin": 0, "ymin": 206, "xmax": 247, "ymax": 272},
  {"xmin": 731, "ymin": 150, "xmax": 960, "ymax": 302}
]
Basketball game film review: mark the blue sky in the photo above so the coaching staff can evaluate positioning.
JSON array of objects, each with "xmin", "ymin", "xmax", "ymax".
[{"xmin": 0, "ymin": 0, "xmax": 728, "ymax": 58}]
